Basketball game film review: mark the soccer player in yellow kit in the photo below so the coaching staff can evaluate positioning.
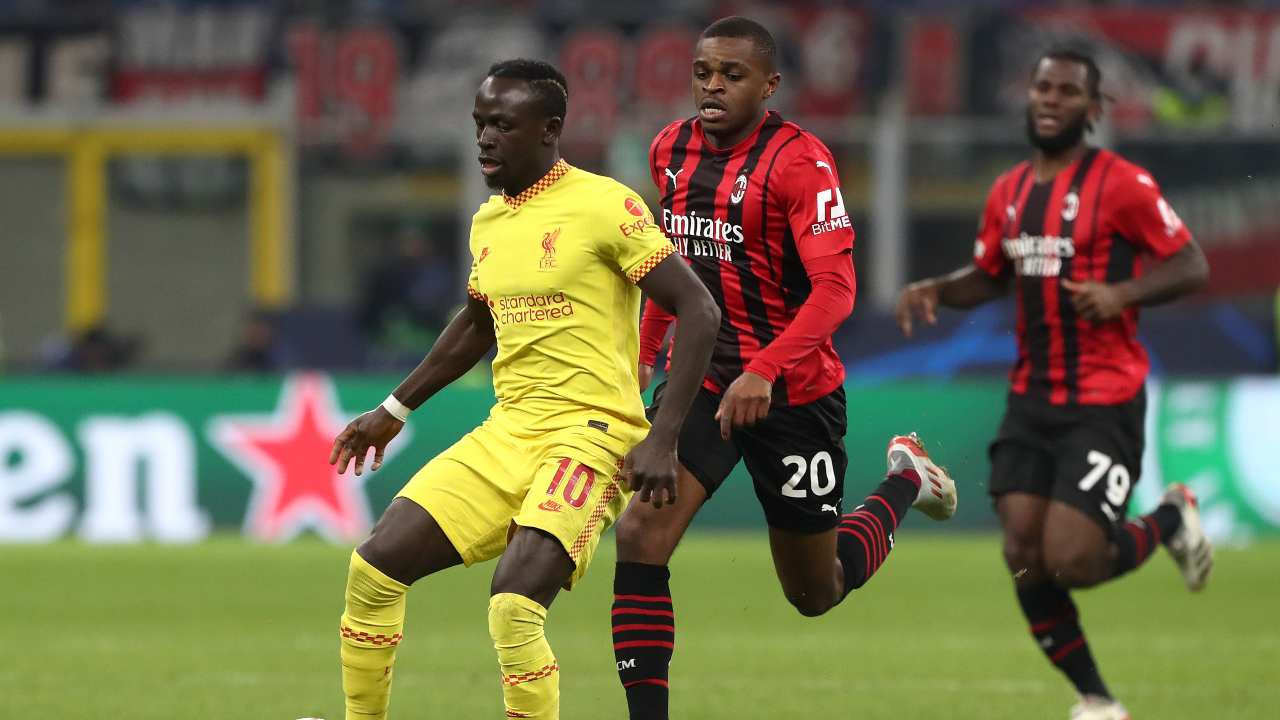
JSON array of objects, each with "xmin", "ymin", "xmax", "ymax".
[{"xmin": 327, "ymin": 59, "xmax": 719, "ymax": 720}]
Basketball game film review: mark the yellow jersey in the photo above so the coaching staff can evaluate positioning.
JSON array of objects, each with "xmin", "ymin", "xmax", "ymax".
[{"xmin": 467, "ymin": 159, "xmax": 674, "ymax": 442}]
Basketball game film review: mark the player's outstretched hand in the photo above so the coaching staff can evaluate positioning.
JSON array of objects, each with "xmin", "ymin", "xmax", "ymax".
[
  {"xmin": 896, "ymin": 280, "xmax": 939, "ymax": 337},
  {"xmin": 622, "ymin": 434, "xmax": 678, "ymax": 509},
  {"xmin": 329, "ymin": 406, "xmax": 405, "ymax": 477},
  {"xmin": 638, "ymin": 362, "xmax": 655, "ymax": 392},
  {"xmin": 715, "ymin": 372, "xmax": 771, "ymax": 440},
  {"xmin": 1061, "ymin": 279, "xmax": 1128, "ymax": 322}
]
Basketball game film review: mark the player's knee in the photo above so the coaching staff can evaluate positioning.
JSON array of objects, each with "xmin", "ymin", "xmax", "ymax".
[
  {"xmin": 614, "ymin": 510, "xmax": 677, "ymax": 564},
  {"xmin": 1002, "ymin": 536, "xmax": 1042, "ymax": 578},
  {"xmin": 358, "ymin": 500, "xmax": 461, "ymax": 585},
  {"xmin": 1043, "ymin": 544, "xmax": 1106, "ymax": 588},
  {"xmin": 487, "ymin": 593, "xmax": 551, "ymax": 660},
  {"xmin": 488, "ymin": 592, "xmax": 536, "ymax": 642},
  {"xmin": 612, "ymin": 512, "xmax": 645, "ymax": 552},
  {"xmin": 785, "ymin": 590, "xmax": 836, "ymax": 618},
  {"xmin": 355, "ymin": 535, "xmax": 400, "ymax": 581},
  {"xmin": 356, "ymin": 530, "xmax": 437, "ymax": 587}
]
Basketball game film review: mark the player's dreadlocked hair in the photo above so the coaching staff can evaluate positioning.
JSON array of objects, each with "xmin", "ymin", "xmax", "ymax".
[
  {"xmin": 1034, "ymin": 46, "xmax": 1103, "ymax": 101},
  {"xmin": 487, "ymin": 58, "xmax": 569, "ymax": 120},
  {"xmin": 701, "ymin": 16, "xmax": 777, "ymax": 70}
]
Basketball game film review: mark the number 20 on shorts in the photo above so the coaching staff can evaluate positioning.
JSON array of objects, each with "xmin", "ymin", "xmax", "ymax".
[
  {"xmin": 546, "ymin": 458, "xmax": 596, "ymax": 509},
  {"xmin": 781, "ymin": 451, "xmax": 837, "ymax": 498}
]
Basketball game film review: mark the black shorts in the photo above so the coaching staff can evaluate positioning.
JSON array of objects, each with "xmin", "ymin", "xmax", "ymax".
[
  {"xmin": 988, "ymin": 389, "xmax": 1146, "ymax": 531},
  {"xmin": 648, "ymin": 382, "xmax": 848, "ymax": 533}
]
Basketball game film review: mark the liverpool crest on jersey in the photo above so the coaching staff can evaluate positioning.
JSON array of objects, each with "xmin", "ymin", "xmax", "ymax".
[{"xmin": 539, "ymin": 228, "xmax": 561, "ymax": 269}]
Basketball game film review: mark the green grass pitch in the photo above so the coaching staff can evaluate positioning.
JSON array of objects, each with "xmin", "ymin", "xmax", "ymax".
[{"xmin": 2, "ymin": 533, "xmax": 1276, "ymax": 719}]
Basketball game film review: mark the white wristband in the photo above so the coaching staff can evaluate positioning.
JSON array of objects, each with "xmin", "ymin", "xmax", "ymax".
[{"xmin": 381, "ymin": 394, "xmax": 412, "ymax": 422}]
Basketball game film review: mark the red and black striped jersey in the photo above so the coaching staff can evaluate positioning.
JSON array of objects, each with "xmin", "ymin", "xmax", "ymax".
[
  {"xmin": 640, "ymin": 111, "xmax": 856, "ymax": 407},
  {"xmin": 974, "ymin": 147, "xmax": 1192, "ymax": 406}
]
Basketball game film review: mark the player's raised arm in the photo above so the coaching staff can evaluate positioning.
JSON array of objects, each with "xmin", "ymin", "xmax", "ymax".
[
  {"xmin": 896, "ymin": 180, "xmax": 1013, "ymax": 337},
  {"xmin": 628, "ymin": 255, "xmax": 720, "ymax": 507},
  {"xmin": 329, "ymin": 294, "xmax": 496, "ymax": 476}
]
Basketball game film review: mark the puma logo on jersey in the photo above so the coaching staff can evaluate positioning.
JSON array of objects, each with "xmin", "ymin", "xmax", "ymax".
[
  {"xmin": 821, "ymin": 504, "xmax": 839, "ymax": 514},
  {"xmin": 664, "ymin": 167, "xmax": 684, "ymax": 191}
]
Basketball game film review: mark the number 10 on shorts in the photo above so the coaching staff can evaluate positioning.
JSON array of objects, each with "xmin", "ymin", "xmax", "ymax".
[{"xmin": 546, "ymin": 458, "xmax": 596, "ymax": 509}]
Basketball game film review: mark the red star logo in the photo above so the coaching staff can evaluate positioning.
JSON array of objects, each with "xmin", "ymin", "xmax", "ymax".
[{"xmin": 209, "ymin": 374, "xmax": 406, "ymax": 542}]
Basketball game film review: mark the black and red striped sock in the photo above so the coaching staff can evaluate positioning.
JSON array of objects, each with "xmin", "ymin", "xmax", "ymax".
[
  {"xmin": 612, "ymin": 562, "xmax": 673, "ymax": 720},
  {"xmin": 1112, "ymin": 504, "xmax": 1181, "ymax": 578},
  {"xmin": 835, "ymin": 471, "xmax": 919, "ymax": 597},
  {"xmin": 1017, "ymin": 582, "xmax": 1110, "ymax": 699}
]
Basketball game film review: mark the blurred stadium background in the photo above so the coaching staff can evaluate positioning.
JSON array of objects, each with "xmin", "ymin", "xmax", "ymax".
[{"xmin": 0, "ymin": 1, "xmax": 1277, "ymax": 718}]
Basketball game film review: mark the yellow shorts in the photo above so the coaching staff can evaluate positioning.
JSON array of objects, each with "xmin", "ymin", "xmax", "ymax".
[{"xmin": 397, "ymin": 410, "xmax": 637, "ymax": 588}]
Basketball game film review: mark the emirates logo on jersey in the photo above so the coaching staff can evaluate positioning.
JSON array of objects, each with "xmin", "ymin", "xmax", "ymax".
[
  {"xmin": 661, "ymin": 209, "xmax": 743, "ymax": 244},
  {"xmin": 661, "ymin": 209, "xmax": 743, "ymax": 262},
  {"xmin": 730, "ymin": 173, "xmax": 748, "ymax": 204},
  {"xmin": 539, "ymin": 228, "xmax": 561, "ymax": 270},
  {"xmin": 1003, "ymin": 232, "xmax": 1076, "ymax": 277}
]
